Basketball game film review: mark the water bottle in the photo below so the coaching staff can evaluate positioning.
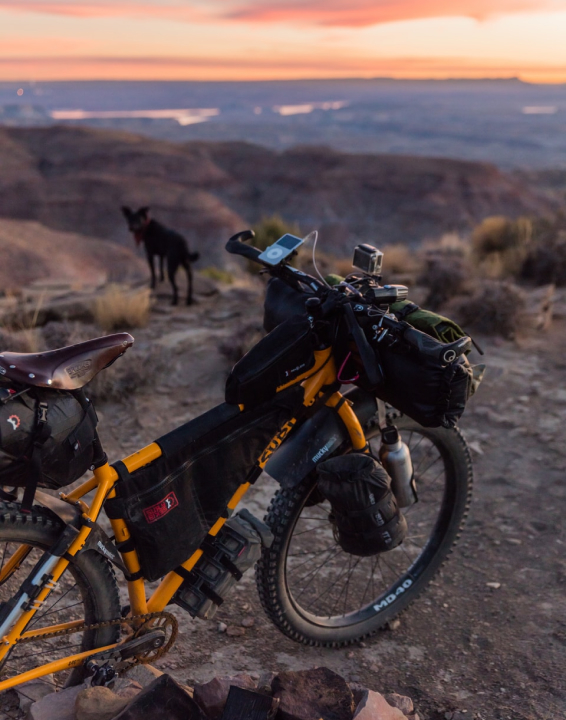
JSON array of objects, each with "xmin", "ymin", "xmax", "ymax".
[{"xmin": 379, "ymin": 425, "xmax": 417, "ymax": 508}]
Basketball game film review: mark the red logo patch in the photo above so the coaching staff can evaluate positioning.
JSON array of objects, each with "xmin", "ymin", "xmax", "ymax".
[{"xmin": 143, "ymin": 492, "xmax": 179, "ymax": 524}]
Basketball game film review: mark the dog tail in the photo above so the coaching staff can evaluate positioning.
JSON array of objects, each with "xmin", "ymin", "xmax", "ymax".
[{"xmin": 188, "ymin": 252, "xmax": 200, "ymax": 263}]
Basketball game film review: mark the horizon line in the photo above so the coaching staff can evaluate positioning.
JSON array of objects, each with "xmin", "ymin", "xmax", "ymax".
[{"xmin": 2, "ymin": 75, "xmax": 564, "ymax": 86}]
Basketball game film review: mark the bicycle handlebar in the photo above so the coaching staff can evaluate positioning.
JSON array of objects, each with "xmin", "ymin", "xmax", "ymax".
[
  {"xmin": 226, "ymin": 229, "xmax": 471, "ymax": 370},
  {"xmin": 225, "ymin": 230, "xmax": 262, "ymax": 262}
]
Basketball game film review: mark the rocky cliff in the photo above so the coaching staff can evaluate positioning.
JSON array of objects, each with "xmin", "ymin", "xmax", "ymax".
[{"xmin": 0, "ymin": 126, "xmax": 556, "ymax": 267}]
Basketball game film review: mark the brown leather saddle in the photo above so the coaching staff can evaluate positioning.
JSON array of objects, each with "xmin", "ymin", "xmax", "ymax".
[{"xmin": 0, "ymin": 333, "xmax": 134, "ymax": 390}]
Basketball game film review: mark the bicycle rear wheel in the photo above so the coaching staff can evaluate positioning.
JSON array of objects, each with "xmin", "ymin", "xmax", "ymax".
[
  {"xmin": 0, "ymin": 502, "xmax": 121, "ymax": 695},
  {"xmin": 256, "ymin": 416, "xmax": 473, "ymax": 646}
]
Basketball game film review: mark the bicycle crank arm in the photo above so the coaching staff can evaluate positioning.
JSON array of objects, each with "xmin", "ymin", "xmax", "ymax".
[{"xmin": 91, "ymin": 629, "xmax": 165, "ymax": 665}]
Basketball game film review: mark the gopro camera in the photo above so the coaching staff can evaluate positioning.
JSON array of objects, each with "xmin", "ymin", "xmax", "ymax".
[
  {"xmin": 352, "ymin": 244, "xmax": 383, "ymax": 276},
  {"xmin": 258, "ymin": 233, "xmax": 304, "ymax": 266}
]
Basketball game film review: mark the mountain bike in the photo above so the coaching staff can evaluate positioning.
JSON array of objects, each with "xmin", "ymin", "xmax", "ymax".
[{"xmin": 0, "ymin": 230, "xmax": 474, "ymax": 692}]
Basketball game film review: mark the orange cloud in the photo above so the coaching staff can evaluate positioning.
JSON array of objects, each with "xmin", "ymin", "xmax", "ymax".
[
  {"xmin": 0, "ymin": 1, "xmax": 203, "ymax": 21},
  {"xmin": 1, "ymin": 54, "xmax": 565, "ymax": 82},
  {"xmin": 0, "ymin": 0, "xmax": 558, "ymax": 26}
]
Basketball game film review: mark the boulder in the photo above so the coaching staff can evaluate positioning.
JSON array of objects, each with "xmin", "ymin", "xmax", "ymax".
[
  {"xmin": 15, "ymin": 677, "xmax": 54, "ymax": 714},
  {"xmin": 383, "ymin": 694, "xmax": 414, "ymax": 716},
  {"xmin": 194, "ymin": 674, "xmax": 256, "ymax": 719},
  {"xmin": 272, "ymin": 667, "xmax": 355, "ymax": 720},
  {"xmin": 113, "ymin": 674, "xmax": 202, "ymax": 720},
  {"xmin": 28, "ymin": 683, "xmax": 87, "ymax": 720},
  {"xmin": 75, "ymin": 686, "xmax": 129, "ymax": 720},
  {"xmin": 353, "ymin": 690, "xmax": 407, "ymax": 720}
]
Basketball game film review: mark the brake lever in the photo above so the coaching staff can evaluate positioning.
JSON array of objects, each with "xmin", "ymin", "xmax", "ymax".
[{"xmin": 343, "ymin": 303, "xmax": 383, "ymax": 387}]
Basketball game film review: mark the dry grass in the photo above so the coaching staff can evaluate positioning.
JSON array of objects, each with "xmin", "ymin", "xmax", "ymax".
[
  {"xmin": 87, "ymin": 343, "xmax": 167, "ymax": 403},
  {"xmin": 93, "ymin": 285, "xmax": 151, "ymax": 331},
  {"xmin": 471, "ymin": 216, "xmax": 532, "ymax": 279},
  {"xmin": 199, "ymin": 266, "xmax": 234, "ymax": 285},
  {"xmin": 0, "ymin": 292, "xmax": 46, "ymax": 353},
  {"xmin": 448, "ymin": 280, "xmax": 527, "ymax": 339}
]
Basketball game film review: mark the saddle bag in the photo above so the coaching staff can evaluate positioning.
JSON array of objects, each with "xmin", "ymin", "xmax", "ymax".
[
  {"xmin": 104, "ymin": 388, "xmax": 302, "ymax": 582},
  {"xmin": 225, "ymin": 315, "xmax": 315, "ymax": 408},
  {"xmin": 317, "ymin": 454, "xmax": 407, "ymax": 557},
  {"xmin": 0, "ymin": 382, "xmax": 98, "ymax": 497}
]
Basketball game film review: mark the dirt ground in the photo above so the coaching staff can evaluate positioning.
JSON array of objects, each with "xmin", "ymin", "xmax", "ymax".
[{"xmin": 2, "ymin": 278, "xmax": 566, "ymax": 719}]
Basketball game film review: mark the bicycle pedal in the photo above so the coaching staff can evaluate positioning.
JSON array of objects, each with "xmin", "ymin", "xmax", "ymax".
[{"xmin": 86, "ymin": 660, "xmax": 116, "ymax": 687}]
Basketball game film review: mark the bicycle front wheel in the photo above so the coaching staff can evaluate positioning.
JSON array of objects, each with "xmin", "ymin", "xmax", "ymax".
[
  {"xmin": 256, "ymin": 416, "xmax": 473, "ymax": 646},
  {"xmin": 0, "ymin": 502, "xmax": 121, "ymax": 695}
]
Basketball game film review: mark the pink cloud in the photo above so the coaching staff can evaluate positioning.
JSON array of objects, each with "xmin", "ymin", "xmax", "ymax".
[
  {"xmin": 0, "ymin": 0, "xmax": 558, "ymax": 26},
  {"xmin": 227, "ymin": 0, "xmax": 554, "ymax": 27}
]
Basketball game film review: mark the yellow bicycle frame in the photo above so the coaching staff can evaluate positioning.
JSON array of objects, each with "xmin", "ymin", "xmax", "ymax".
[{"xmin": 0, "ymin": 347, "xmax": 368, "ymax": 691}]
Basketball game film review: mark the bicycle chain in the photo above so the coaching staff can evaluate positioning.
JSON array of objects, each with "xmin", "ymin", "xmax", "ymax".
[{"xmin": 14, "ymin": 611, "xmax": 179, "ymax": 667}]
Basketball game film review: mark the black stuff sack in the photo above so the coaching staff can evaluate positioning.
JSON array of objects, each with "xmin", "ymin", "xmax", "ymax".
[
  {"xmin": 263, "ymin": 277, "xmax": 309, "ymax": 332},
  {"xmin": 226, "ymin": 315, "xmax": 315, "ymax": 408},
  {"xmin": 105, "ymin": 389, "xmax": 303, "ymax": 581},
  {"xmin": 317, "ymin": 454, "xmax": 407, "ymax": 557},
  {"xmin": 0, "ymin": 384, "xmax": 97, "ymax": 490}
]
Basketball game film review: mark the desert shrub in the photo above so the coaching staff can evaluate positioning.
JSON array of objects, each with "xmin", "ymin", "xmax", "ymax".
[
  {"xmin": 418, "ymin": 250, "xmax": 472, "ymax": 310},
  {"xmin": 521, "ymin": 215, "xmax": 566, "ymax": 286},
  {"xmin": 471, "ymin": 216, "xmax": 532, "ymax": 279},
  {"xmin": 449, "ymin": 280, "xmax": 526, "ymax": 339},
  {"xmin": 380, "ymin": 243, "xmax": 422, "ymax": 280},
  {"xmin": 522, "ymin": 236, "xmax": 566, "ymax": 286},
  {"xmin": 87, "ymin": 342, "xmax": 167, "ymax": 403},
  {"xmin": 199, "ymin": 266, "xmax": 234, "ymax": 285},
  {"xmin": 94, "ymin": 285, "xmax": 150, "ymax": 331}
]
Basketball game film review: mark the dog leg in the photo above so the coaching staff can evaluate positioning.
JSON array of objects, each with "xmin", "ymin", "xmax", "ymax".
[
  {"xmin": 168, "ymin": 257, "xmax": 179, "ymax": 306},
  {"xmin": 159, "ymin": 255, "xmax": 165, "ymax": 283},
  {"xmin": 185, "ymin": 260, "xmax": 196, "ymax": 305},
  {"xmin": 147, "ymin": 253, "xmax": 157, "ymax": 290}
]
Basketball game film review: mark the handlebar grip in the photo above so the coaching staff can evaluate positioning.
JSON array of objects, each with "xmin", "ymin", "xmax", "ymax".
[
  {"xmin": 402, "ymin": 326, "xmax": 472, "ymax": 364},
  {"xmin": 344, "ymin": 303, "xmax": 383, "ymax": 388},
  {"xmin": 225, "ymin": 230, "xmax": 262, "ymax": 262}
]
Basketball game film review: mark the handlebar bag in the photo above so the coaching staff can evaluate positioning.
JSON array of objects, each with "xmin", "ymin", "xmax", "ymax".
[
  {"xmin": 317, "ymin": 453, "xmax": 407, "ymax": 557},
  {"xmin": 104, "ymin": 387, "xmax": 303, "ymax": 581},
  {"xmin": 0, "ymin": 383, "xmax": 97, "ymax": 490},
  {"xmin": 226, "ymin": 315, "xmax": 315, "ymax": 408},
  {"xmin": 355, "ymin": 336, "xmax": 475, "ymax": 428}
]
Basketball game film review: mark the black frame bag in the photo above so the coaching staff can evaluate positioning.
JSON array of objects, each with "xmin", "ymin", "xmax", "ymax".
[{"xmin": 105, "ymin": 388, "xmax": 303, "ymax": 581}]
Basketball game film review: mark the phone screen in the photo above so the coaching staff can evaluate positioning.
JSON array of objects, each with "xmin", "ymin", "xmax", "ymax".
[{"xmin": 276, "ymin": 234, "xmax": 303, "ymax": 250}]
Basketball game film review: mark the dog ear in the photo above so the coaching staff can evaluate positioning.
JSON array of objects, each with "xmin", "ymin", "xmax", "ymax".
[
  {"xmin": 140, "ymin": 206, "xmax": 150, "ymax": 217},
  {"xmin": 121, "ymin": 206, "xmax": 133, "ymax": 218}
]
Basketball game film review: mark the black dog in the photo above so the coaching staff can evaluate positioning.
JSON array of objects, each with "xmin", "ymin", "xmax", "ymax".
[{"xmin": 121, "ymin": 206, "xmax": 199, "ymax": 305}]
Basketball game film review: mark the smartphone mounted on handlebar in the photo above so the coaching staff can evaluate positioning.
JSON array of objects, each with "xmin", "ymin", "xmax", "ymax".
[{"xmin": 258, "ymin": 234, "xmax": 305, "ymax": 266}]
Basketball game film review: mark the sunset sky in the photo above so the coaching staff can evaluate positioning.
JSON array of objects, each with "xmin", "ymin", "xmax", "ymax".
[{"xmin": 1, "ymin": 1, "xmax": 566, "ymax": 82}]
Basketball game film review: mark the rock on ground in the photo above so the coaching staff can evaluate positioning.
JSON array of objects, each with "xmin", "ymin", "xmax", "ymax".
[
  {"xmin": 15, "ymin": 677, "xmax": 54, "ymax": 714},
  {"xmin": 112, "ymin": 674, "xmax": 202, "ymax": 720},
  {"xmin": 272, "ymin": 667, "xmax": 355, "ymax": 720},
  {"xmin": 353, "ymin": 690, "xmax": 407, "ymax": 720},
  {"xmin": 28, "ymin": 683, "xmax": 87, "ymax": 720},
  {"xmin": 384, "ymin": 693, "xmax": 414, "ymax": 716},
  {"xmin": 75, "ymin": 686, "xmax": 130, "ymax": 720},
  {"xmin": 193, "ymin": 673, "xmax": 256, "ymax": 719}
]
